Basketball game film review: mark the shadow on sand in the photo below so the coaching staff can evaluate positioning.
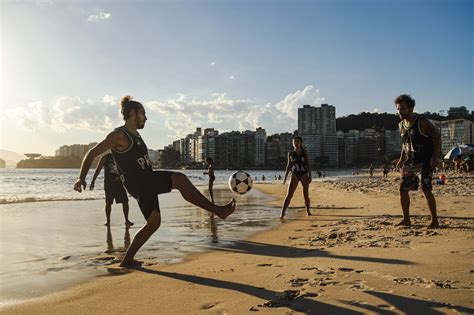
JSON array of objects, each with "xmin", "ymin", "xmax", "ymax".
[
  {"xmin": 341, "ymin": 290, "xmax": 474, "ymax": 314},
  {"xmin": 138, "ymin": 268, "xmax": 364, "ymax": 314},
  {"xmin": 210, "ymin": 240, "xmax": 415, "ymax": 265}
]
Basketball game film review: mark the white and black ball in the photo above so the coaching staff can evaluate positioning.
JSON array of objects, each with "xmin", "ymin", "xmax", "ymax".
[{"xmin": 228, "ymin": 171, "xmax": 253, "ymax": 195}]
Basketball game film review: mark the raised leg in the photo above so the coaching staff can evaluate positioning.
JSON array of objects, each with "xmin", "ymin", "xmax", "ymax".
[{"xmin": 171, "ymin": 173, "xmax": 235, "ymax": 220}]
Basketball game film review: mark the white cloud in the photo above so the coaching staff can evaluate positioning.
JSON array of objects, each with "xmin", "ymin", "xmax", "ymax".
[
  {"xmin": 209, "ymin": 61, "xmax": 216, "ymax": 66},
  {"xmin": 229, "ymin": 75, "xmax": 236, "ymax": 80},
  {"xmin": 7, "ymin": 86, "xmax": 326, "ymax": 143},
  {"xmin": 373, "ymin": 108, "xmax": 379, "ymax": 113},
  {"xmin": 88, "ymin": 11, "xmax": 111, "ymax": 22},
  {"xmin": 145, "ymin": 85, "xmax": 325, "ymax": 140},
  {"xmin": 274, "ymin": 85, "xmax": 325, "ymax": 120},
  {"xmin": 8, "ymin": 96, "xmax": 122, "ymax": 132}
]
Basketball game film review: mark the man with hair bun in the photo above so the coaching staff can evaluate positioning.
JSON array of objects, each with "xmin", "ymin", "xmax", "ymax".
[
  {"xmin": 395, "ymin": 94, "xmax": 441, "ymax": 229},
  {"xmin": 74, "ymin": 96, "xmax": 236, "ymax": 268}
]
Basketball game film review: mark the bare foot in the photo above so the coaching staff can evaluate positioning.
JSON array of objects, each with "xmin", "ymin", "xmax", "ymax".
[
  {"xmin": 280, "ymin": 211, "xmax": 286, "ymax": 220},
  {"xmin": 306, "ymin": 210, "xmax": 312, "ymax": 216},
  {"xmin": 428, "ymin": 221, "xmax": 440, "ymax": 229},
  {"xmin": 396, "ymin": 219, "xmax": 411, "ymax": 227},
  {"xmin": 119, "ymin": 259, "xmax": 143, "ymax": 268},
  {"xmin": 125, "ymin": 220, "xmax": 134, "ymax": 227},
  {"xmin": 217, "ymin": 199, "xmax": 236, "ymax": 220}
]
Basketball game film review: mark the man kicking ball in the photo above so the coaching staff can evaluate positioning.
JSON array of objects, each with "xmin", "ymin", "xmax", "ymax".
[{"xmin": 74, "ymin": 96, "xmax": 236, "ymax": 268}]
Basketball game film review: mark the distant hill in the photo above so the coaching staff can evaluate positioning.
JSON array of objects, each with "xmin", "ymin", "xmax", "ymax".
[
  {"xmin": 0, "ymin": 150, "xmax": 27, "ymax": 167},
  {"xmin": 336, "ymin": 111, "xmax": 474, "ymax": 133}
]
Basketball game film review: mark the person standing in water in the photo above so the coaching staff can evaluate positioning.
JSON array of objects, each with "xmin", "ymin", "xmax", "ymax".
[
  {"xmin": 90, "ymin": 153, "xmax": 134, "ymax": 227},
  {"xmin": 74, "ymin": 96, "xmax": 236, "ymax": 268},
  {"xmin": 203, "ymin": 157, "xmax": 215, "ymax": 203},
  {"xmin": 281, "ymin": 136, "xmax": 312, "ymax": 219}
]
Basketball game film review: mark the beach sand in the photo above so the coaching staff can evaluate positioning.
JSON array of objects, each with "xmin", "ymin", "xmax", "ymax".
[{"xmin": 3, "ymin": 174, "xmax": 473, "ymax": 314}]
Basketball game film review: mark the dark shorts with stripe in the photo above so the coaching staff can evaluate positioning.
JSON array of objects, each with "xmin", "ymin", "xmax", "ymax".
[
  {"xmin": 136, "ymin": 171, "xmax": 174, "ymax": 219},
  {"xmin": 400, "ymin": 168, "xmax": 433, "ymax": 192},
  {"xmin": 105, "ymin": 180, "xmax": 129, "ymax": 204}
]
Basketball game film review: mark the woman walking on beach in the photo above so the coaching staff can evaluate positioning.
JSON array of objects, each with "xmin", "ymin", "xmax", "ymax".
[
  {"xmin": 204, "ymin": 157, "xmax": 215, "ymax": 203},
  {"xmin": 281, "ymin": 136, "xmax": 312, "ymax": 219}
]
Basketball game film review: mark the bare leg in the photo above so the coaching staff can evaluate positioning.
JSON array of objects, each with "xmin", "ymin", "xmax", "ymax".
[
  {"xmin": 302, "ymin": 175, "xmax": 311, "ymax": 216},
  {"xmin": 281, "ymin": 175, "xmax": 299, "ymax": 219},
  {"xmin": 171, "ymin": 173, "xmax": 235, "ymax": 220},
  {"xmin": 423, "ymin": 189, "xmax": 439, "ymax": 228},
  {"xmin": 397, "ymin": 190, "xmax": 411, "ymax": 226},
  {"xmin": 104, "ymin": 203, "xmax": 112, "ymax": 226},
  {"xmin": 122, "ymin": 203, "xmax": 134, "ymax": 226},
  {"xmin": 120, "ymin": 210, "xmax": 161, "ymax": 267},
  {"xmin": 209, "ymin": 179, "xmax": 215, "ymax": 204}
]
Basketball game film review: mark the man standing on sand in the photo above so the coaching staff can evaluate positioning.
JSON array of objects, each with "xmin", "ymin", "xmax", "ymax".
[
  {"xmin": 90, "ymin": 153, "xmax": 134, "ymax": 227},
  {"xmin": 395, "ymin": 94, "xmax": 441, "ymax": 228},
  {"xmin": 74, "ymin": 96, "xmax": 236, "ymax": 268}
]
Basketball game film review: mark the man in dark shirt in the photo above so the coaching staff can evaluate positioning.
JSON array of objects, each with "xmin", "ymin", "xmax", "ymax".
[
  {"xmin": 395, "ymin": 94, "xmax": 441, "ymax": 228},
  {"xmin": 74, "ymin": 96, "xmax": 235, "ymax": 268},
  {"xmin": 90, "ymin": 153, "xmax": 134, "ymax": 227}
]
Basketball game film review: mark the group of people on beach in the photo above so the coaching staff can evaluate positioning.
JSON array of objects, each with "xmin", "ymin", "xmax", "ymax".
[{"xmin": 74, "ymin": 93, "xmax": 441, "ymax": 269}]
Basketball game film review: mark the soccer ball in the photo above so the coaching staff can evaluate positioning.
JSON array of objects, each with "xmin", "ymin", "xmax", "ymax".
[{"xmin": 228, "ymin": 171, "xmax": 253, "ymax": 195}]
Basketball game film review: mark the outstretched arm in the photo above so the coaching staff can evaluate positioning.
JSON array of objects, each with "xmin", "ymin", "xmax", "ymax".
[
  {"xmin": 90, "ymin": 154, "xmax": 107, "ymax": 191},
  {"xmin": 283, "ymin": 152, "xmax": 291, "ymax": 184},
  {"xmin": 74, "ymin": 131, "xmax": 125, "ymax": 192}
]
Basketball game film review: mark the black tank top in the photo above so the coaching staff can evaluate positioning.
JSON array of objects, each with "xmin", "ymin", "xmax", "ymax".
[
  {"xmin": 290, "ymin": 149, "xmax": 307, "ymax": 175},
  {"xmin": 111, "ymin": 126, "xmax": 153, "ymax": 197},
  {"xmin": 400, "ymin": 115, "xmax": 435, "ymax": 168},
  {"xmin": 103, "ymin": 153, "xmax": 121, "ymax": 183}
]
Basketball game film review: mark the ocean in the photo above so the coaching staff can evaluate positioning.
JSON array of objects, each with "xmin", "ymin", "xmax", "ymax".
[{"xmin": 0, "ymin": 168, "xmax": 352, "ymax": 306}]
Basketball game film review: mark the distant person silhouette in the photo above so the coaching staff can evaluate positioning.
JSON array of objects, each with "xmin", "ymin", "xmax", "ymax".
[{"xmin": 90, "ymin": 153, "xmax": 133, "ymax": 227}]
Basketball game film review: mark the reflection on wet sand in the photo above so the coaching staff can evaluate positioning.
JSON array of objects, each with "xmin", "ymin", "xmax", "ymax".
[{"xmin": 105, "ymin": 226, "xmax": 131, "ymax": 256}]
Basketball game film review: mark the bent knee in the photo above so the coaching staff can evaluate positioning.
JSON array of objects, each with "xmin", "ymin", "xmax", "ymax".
[{"xmin": 146, "ymin": 210, "xmax": 161, "ymax": 230}]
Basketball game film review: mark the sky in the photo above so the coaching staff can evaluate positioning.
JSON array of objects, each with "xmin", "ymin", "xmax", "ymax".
[{"xmin": 1, "ymin": 0, "xmax": 472, "ymax": 156}]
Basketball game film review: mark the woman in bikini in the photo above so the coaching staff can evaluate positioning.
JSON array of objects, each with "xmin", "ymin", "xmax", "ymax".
[{"xmin": 281, "ymin": 136, "xmax": 312, "ymax": 219}]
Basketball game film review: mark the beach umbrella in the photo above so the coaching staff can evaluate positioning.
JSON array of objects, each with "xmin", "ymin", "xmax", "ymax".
[{"xmin": 443, "ymin": 144, "xmax": 474, "ymax": 160}]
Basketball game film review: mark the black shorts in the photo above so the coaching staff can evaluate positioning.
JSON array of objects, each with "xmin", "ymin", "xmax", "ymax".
[
  {"xmin": 105, "ymin": 180, "xmax": 129, "ymax": 204},
  {"xmin": 137, "ymin": 171, "xmax": 174, "ymax": 220},
  {"xmin": 400, "ymin": 169, "xmax": 433, "ymax": 192}
]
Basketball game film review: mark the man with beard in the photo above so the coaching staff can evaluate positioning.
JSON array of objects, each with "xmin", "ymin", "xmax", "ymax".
[
  {"xmin": 395, "ymin": 94, "xmax": 440, "ymax": 228},
  {"xmin": 74, "ymin": 96, "xmax": 236, "ymax": 268}
]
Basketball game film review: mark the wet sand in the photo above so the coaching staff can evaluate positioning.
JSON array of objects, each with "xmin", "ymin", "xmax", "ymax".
[{"xmin": 3, "ymin": 174, "xmax": 473, "ymax": 314}]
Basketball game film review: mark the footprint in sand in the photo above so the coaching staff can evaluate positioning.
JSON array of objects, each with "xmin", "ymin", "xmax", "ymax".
[
  {"xmin": 257, "ymin": 263, "xmax": 273, "ymax": 267},
  {"xmin": 200, "ymin": 302, "xmax": 219, "ymax": 310},
  {"xmin": 289, "ymin": 278, "xmax": 309, "ymax": 287}
]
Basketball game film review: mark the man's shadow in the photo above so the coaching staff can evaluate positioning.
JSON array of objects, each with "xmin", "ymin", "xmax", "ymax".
[
  {"xmin": 210, "ymin": 240, "xmax": 415, "ymax": 265},
  {"xmin": 138, "ymin": 268, "xmax": 364, "ymax": 314},
  {"xmin": 340, "ymin": 290, "xmax": 474, "ymax": 314}
]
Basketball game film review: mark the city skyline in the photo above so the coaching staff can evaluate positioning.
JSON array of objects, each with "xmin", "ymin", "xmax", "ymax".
[{"xmin": 1, "ymin": 0, "xmax": 472, "ymax": 155}]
